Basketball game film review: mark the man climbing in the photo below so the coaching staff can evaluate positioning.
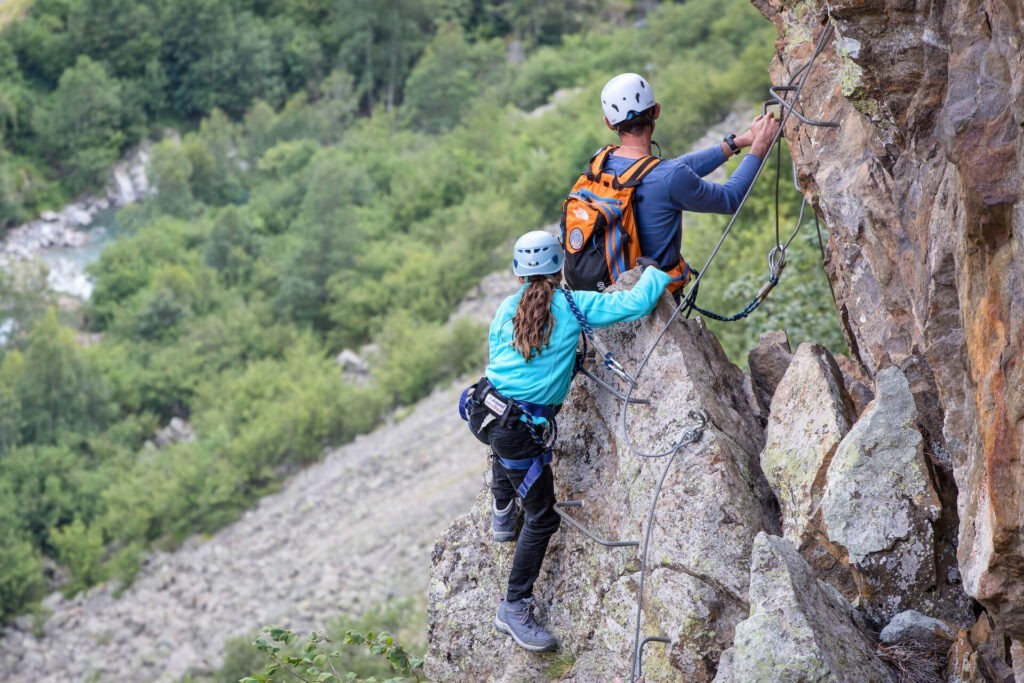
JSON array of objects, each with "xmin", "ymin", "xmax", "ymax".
[{"xmin": 598, "ymin": 72, "xmax": 780, "ymax": 294}]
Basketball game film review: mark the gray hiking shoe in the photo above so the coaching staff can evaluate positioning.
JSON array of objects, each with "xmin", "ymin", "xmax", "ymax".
[
  {"xmin": 492, "ymin": 499, "xmax": 519, "ymax": 542},
  {"xmin": 494, "ymin": 597, "xmax": 558, "ymax": 652}
]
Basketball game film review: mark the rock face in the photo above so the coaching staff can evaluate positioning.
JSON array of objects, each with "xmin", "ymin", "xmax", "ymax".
[
  {"xmin": 427, "ymin": 270, "xmax": 779, "ymax": 682},
  {"xmin": 714, "ymin": 533, "xmax": 894, "ymax": 683},
  {"xmin": 753, "ymin": 0, "xmax": 1024, "ymax": 641},
  {"xmin": 746, "ymin": 329, "xmax": 794, "ymax": 418},
  {"xmin": 761, "ymin": 343, "xmax": 854, "ymax": 550}
]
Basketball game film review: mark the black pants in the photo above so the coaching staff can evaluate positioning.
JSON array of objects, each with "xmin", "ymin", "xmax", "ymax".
[{"xmin": 489, "ymin": 420, "xmax": 561, "ymax": 603}]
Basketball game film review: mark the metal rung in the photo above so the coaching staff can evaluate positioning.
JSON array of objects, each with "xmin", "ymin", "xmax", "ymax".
[
  {"xmin": 634, "ymin": 636, "xmax": 671, "ymax": 680},
  {"xmin": 554, "ymin": 501, "xmax": 639, "ymax": 548},
  {"xmin": 769, "ymin": 85, "xmax": 840, "ymax": 127},
  {"xmin": 580, "ymin": 367, "xmax": 650, "ymax": 405}
]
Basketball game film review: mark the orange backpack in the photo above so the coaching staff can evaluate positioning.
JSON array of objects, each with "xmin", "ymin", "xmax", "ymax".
[{"xmin": 560, "ymin": 145, "xmax": 692, "ymax": 293}]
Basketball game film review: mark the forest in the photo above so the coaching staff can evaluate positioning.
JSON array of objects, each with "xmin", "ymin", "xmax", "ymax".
[{"xmin": 0, "ymin": 0, "xmax": 844, "ymax": 623}]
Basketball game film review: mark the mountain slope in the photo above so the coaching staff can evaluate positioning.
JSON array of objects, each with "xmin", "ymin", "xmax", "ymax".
[{"xmin": 1, "ymin": 380, "xmax": 484, "ymax": 681}]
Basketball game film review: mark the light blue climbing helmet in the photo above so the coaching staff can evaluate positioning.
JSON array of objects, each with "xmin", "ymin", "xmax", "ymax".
[{"xmin": 512, "ymin": 231, "xmax": 563, "ymax": 277}]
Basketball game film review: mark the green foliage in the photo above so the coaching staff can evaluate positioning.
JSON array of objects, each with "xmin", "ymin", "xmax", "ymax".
[
  {"xmin": 50, "ymin": 518, "xmax": 107, "ymax": 595},
  {"xmin": 1, "ymin": 308, "xmax": 113, "ymax": 445},
  {"xmin": 682, "ymin": 144, "xmax": 846, "ymax": 364},
  {"xmin": 0, "ymin": 526, "xmax": 45, "ymax": 622},
  {"xmin": 0, "ymin": 0, "xmax": 847, "ymax": 624},
  {"xmin": 373, "ymin": 315, "xmax": 484, "ymax": 406},
  {"xmin": 402, "ymin": 23, "xmax": 504, "ymax": 133},
  {"xmin": 242, "ymin": 626, "xmax": 424, "ymax": 683},
  {"xmin": 33, "ymin": 55, "xmax": 128, "ymax": 191}
]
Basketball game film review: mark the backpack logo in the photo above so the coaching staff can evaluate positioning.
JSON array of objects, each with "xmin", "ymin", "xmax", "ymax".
[{"xmin": 568, "ymin": 228, "xmax": 585, "ymax": 250}]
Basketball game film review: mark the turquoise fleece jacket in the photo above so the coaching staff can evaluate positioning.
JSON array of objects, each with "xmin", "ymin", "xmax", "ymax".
[{"xmin": 485, "ymin": 267, "xmax": 670, "ymax": 408}]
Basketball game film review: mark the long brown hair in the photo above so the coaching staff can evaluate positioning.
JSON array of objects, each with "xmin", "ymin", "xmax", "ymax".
[{"xmin": 513, "ymin": 275, "xmax": 558, "ymax": 361}]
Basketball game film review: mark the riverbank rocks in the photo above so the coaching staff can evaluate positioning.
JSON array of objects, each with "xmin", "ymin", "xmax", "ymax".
[
  {"xmin": 427, "ymin": 269, "xmax": 779, "ymax": 682},
  {"xmin": 714, "ymin": 532, "xmax": 894, "ymax": 683},
  {"xmin": 0, "ymin": 143, "xmax": 151, "ymax": 300}
]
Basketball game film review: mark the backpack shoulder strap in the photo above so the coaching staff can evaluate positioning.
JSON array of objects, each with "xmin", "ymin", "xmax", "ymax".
[
  {"xmin": 585, "ymin": 145, "xmax": 618, "ymax": 180},
  {"xmin": 616, "ymin": 154, "xmax": 663, "ymax": 188}
]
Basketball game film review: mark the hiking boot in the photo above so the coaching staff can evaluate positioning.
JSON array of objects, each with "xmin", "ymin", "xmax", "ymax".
[
  {"xmin": 494, "ymin": 597, "xmax": 558, "ymax": 652},
  {"xmin": 492, "ymin": 499, "xmax": 519, "ymax": 542}
]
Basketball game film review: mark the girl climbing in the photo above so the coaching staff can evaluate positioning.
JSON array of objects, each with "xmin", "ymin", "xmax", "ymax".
[{"xmin": 464, "ymin": 230, "xmax": 670, "ymax": 652}]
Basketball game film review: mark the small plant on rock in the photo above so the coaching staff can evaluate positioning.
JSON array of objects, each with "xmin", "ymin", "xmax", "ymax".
[{"xmin": 241, "ymin": 625, "xmax": 424, "ymax": 683}]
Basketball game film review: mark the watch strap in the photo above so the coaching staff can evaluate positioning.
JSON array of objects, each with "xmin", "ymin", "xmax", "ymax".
[{"xmin": 724, "ymin": 133, "xmax": 741, "ymax": 155}]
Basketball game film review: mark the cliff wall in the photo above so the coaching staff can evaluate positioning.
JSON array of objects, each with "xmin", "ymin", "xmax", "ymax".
[{"xmin": 753, "ymin": 0, "xmax": 1023, "ymax": 639}]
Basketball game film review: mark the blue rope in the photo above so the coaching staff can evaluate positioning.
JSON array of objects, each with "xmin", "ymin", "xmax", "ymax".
[
  {"xmin": 561, "ymin": 285, "xmax": 631, "ymax": 379},
  {"xmin": 682, "ymin": 274, "xmax": 779, "ymax": 322}
]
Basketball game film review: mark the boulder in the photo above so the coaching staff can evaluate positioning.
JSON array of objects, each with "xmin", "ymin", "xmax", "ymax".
[
  {"xmin": 760, "ymin": 342, "xmax": 857, "ymax": 595},
  {"xmin": 427, "ymin": 269, "xmax": 777, "ymax": 681},
  {"xmin": 820, "ymin": 366, "xmax": 971, "ymax": 624},
  {"xmin": 714, "ymin": 533, "xmax": 894, "ymax": 682},
  {"xmin": 334, "ymin": 349, "xmax": 370, "ymax": 375},
  {"xmin": 879, "ymin": 609, "xmax": 956, "ymax": 651},
  {"xmin": 65, "ymin": 205, "xmax": 93, "ymax": 228},
  {"xmin": 746, "ymin": 329, "xmax": 793, "ymax": 417},
  {"xmin": 153, "ymin": 418, "xmax": 195, "ymax": 448}
]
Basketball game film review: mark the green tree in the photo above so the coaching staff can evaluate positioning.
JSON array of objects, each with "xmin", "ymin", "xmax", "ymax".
[
  {"xmin": 272, "ymin": 148, "xmax": 378, "ymax": 331},
  {"xmin": 3, "ymin": 308, "xmax": 112, "ymax": 445},
  {"xmin": 50, "ymin": 518, "xmax": 107, "ymax": 594},
  {"xmin": 67, "ymin": 0, "xmax": 162, "ymax": 80},
  {"xmin": 402, "ymin": 23, "xmax": 504, "ymax": 133},
  {"xmin": 0, "ymin": 496, "xmax": 45, "ymax": 620},
  {"xmin": 33, "ymin": 55, "xmax": 125, "ymax": 191},
  {"xmin": 204, "ymin": 206, "xmax": 263, "ymax": 286}
]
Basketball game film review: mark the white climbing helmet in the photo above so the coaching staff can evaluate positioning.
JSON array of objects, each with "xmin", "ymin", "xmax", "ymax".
[
  {"xmin": 512, "ymin": 231, "xmax": 563, "ymax": 277},
  {"xmin": 600, "ymin": 73, "xmax": 656, "ymax": 125}
]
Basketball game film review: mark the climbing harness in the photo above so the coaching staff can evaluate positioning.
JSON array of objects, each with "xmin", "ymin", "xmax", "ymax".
[
  {"xmin": 473, "ymin": 19, "xmax": 841, "ymax": 679},
  {"xmin": 459, "ymin": 378, "xmax": 558, "ymax": 498}
]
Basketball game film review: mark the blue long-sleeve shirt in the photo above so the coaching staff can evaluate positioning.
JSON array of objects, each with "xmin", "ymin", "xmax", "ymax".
[
  {"xmin": 604, "ymin": 145, "xmax": 762, "ymax": 270},
  {"xmin": 485, "ymin": 267, "xmax": 671, "ymax": 407}
]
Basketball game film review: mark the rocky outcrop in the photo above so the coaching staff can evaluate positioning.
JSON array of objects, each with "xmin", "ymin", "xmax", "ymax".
[
  {"xmin": 714, "ymin": 533, "xmax": 894, "ymax": 683},
  {"xmin": 746, "ymin": 329, "xmax": 793, "ymax": 419},
  {"xmin": 821, "ymin": 366, "xmax": 959, "ymax": 622},
  {"xmin": 761, "ymin": 342, "xmax": 852, "ymax": 549},
  {"xmin": 754, "ymin": 0, "xmax": 1024, "ymax": 644},
  {"xmin": 427, "ymin": 270, "xmax": 779, "ymax": 682},
  {"xmin": 760, "ymin": 342, "xmax": 857, "ymax": 595}
]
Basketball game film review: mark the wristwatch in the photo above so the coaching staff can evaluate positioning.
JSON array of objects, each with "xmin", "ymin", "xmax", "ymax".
[{"xmin": 724, "ymin": 133, "xmax": 741, "ymax": 155}]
